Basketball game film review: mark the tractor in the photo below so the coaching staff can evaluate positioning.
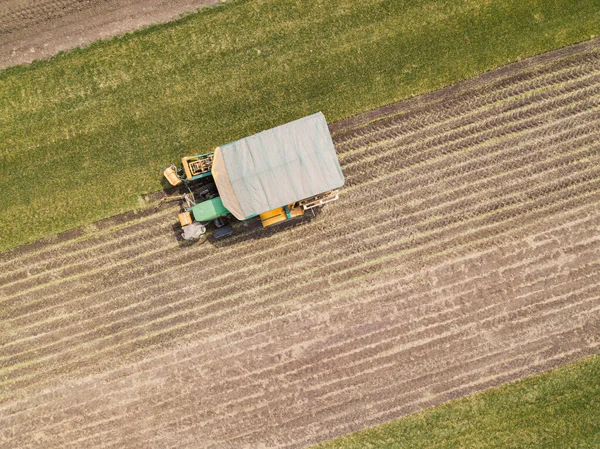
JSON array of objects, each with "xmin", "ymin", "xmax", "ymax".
[{"xmin": 163, "ymin": 112, "xmax": 344, "ymax": 240}]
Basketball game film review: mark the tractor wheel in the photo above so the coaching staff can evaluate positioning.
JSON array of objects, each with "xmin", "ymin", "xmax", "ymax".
[
  {"xmin": 213, "ymin": 224, "xmax": 233, "ymax": 239},
  {"xmin": 196, "ymin": 183, "xmax": 217, "ymax": 200}
]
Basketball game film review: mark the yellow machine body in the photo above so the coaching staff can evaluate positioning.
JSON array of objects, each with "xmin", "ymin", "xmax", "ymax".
[
  {"xmin": 178, "ymin": 211, "xmax": 193, "ymax": 227},
  {"xmin": 164, "ymin": 166, "xmax": 183, "ymax": 186},
  {"xmin": 260, "ymin": 203, "xmax": 304, "ymax": 228},
  {"xmin": 260, "ymin": 207, "xmax": 287, "ymax": 228},
  {"xmin": 288, "ymin": 203, "xmax": 304, "ymax": 218},
  {"xmin": 182, "ymin": 154, "xmax": 213, "ymax": 180}
]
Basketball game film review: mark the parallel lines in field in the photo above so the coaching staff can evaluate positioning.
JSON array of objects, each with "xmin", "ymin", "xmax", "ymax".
[
  {"xmin": 0, "ymin": 227, "xmax": 178, "ymax": 298},
  {"xmin": 10, "ymin": 280, "xmax": 600, "ymax": 444},
  {"xmin": 3, "ymin": 128, "xmax": 597, "ymax": 362},
  {"xmin": 2, "ymin": 166, "xmax": 598, "ymax": 392},
  {"xmin": 3, "ymin": 42, "xmax": 600, "ymax": 449},
  {"xmin": 339, "ymin": 69, "xmax": 600, "ymax": 167},
  {"xmin": 3, "ymin": 96, "xmax": 596, "ymax": 328},
  {"xmin": 4, "ymin": 224, "xmax": 182, "ymax": 305},
  {"xmin": 343, "ymin": 96, "xmax": 600, "ymax": 189},
  {"xmin": 0, "ymin": 211, "xmax": 178, "ymax": 291},
  {"xmin": 326, "ymin": 140, "xmax": 600, "ymax": 255},
  {"xmin": 1, "ymin": 53, "xmax": 599, "ymax": 276},
  {"xmin": 2, "ymin": 212, "xmax": 596, "ymax": 436},
  {"xmin": 5, "ymin": 215, "xmax": 592, "ymax": 414},
  {"xmin": 0, "ymin": 204, "xmax": 178, "ymax": 275},
  {"xmin": 2, "ymin": 165, "xmax": 596, "ymax": 402},
  {"xmin": 300, "ymin": 281, "xmax": 599, "ymax": 396},
  {"xmin": 3, "ymin": 202, "xmax": 596, "ymax": 434},
  {"xmin": 2, "ymin": 59, "xmax": 596, "ymax": 296},
  {"xmin": 152, "ymin": 280, "xmax": 600, "ymax": 440},
  {"xmin": 2, "ymin": 205, "xmax": 596, "ymax": 422},
  {"xmin": 334, "ymin": 71, "xmax": 600, "ymax": 169},
  {"xmin": 323, "ymin": 179, "xmax": 600, "ymax": 294},
  {"xmin": 130, "ymin": 300, "xmax": 600, "ymax": 449},
  {"xmin": 344, "ymin": 112, "xmax": 600, "ymax": 207},
  {"xmin": 283, "ymin": 344, "xmax": 600, "ymax": 449},
  {"xmin": 19, "ymin": 243, "xmax": 600, "ymax": 446},
  {"xmin": 3, "ymin": 72, "xmax": 596, "ymax": 318},
  {"xmin": 1, "ymin": 228, "xmax": 592, "ymax": 438},
  {"xmin": 222, "ymin": 308, "xmax": 600, "ymax": 449},
  {"xmin": 68, "ymin": 345, "xmax": 560, "ymax": 449},
  {"xmin": 238, "ymin": 277, "xmax": 598, "ymax": 399},
  {"xmin": 332, "ymin": 50, "xmax": 600, "ymax": 146}
]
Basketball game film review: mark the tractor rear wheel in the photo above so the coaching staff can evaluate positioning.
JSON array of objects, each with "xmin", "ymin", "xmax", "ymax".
[{"xmin": 213, "ymin": 224, "xmax": 233, "ymax": 239}]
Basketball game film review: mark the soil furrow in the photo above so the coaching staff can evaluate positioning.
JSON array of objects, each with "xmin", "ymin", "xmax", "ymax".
[
  {"xmin": 4, "ymin": 208, "xmax": 596, "ymax": 422},
  {"xmin": 3, "ymin": 163, "xmax": 596, "ymax": 370},
  {"xmin": 3, "ymin": 39, "xmax": 600, "ymax": 449},
  {"xmin": 4, "ymin": 136, "xmax": 596, "ymax": 362},
  {"xmin": 2, "ymin": 185, "xmax": 597, "ymax": 394}
]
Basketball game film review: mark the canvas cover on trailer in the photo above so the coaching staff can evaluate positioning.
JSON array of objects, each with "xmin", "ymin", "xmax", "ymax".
[{"xmin": 212, "ymin": 112, "xmax": 344, "ymax": 220}]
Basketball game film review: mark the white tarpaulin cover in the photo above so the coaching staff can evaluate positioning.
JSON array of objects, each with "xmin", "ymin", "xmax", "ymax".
[{"xmin": 212, "ymin": 112, "xmax": 344, "ymax": 220}]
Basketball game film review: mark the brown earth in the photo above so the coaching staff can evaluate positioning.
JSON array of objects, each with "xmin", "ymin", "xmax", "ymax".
[
  {"xmin": 1, "ymin": 38, "xmax": 600, "ymax": 448},
  {"xmin": 0, "ymin": 0, "xmax": 222, "ymax": 70}
]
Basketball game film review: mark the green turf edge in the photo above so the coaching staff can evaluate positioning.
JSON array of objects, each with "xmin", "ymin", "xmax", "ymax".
[
  {"xmin": 0, "ymin": 0, "xmax": 238, "ymax": 78},
  {"xmin": 1, "ymin": 0, "xmax": 600, "ymax": 252},
  {"xmin": 311, "ymin": 354, "xmax": 600, "ymax": 449}
]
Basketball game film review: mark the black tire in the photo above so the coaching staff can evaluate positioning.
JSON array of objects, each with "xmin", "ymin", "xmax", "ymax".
[
  {"xmin": 213, "ymin": 224, "xmax": 233, "ymax": 239},
  {"xmin": 196, "ymin": 182, "xmax": 217, "ymax": 200}
]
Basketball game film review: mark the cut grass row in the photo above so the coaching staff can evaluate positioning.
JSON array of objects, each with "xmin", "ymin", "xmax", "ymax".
[
  {"xmin": 312, "ymin": 354, "xmax": 600, "ymax": 449},
  {"xmin": 4, "ymin": 200, "xmax": 598, "ymax": 444},
  {"xmin": 1, "ymin": 0, "xmax": 600, "ymax": 251},
  {"xmin": 8, "ymin": 231, "xmax": 596, "ymax": 444},
  {"xmin": 1, "ymin": 49, "xmax": 596, "ymax": 274},
  {"xmin": 3, "ymin": 64, "xmax": 599, "ymax": 377},
  {"xmin": 4, "ymin": 172, "xmax": 598, "ymax": 392}
]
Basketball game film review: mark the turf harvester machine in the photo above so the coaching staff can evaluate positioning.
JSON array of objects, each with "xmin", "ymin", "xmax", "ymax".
[{"xmin": 163, "ymin": 112, "xmax": 345, "ymax": 240}]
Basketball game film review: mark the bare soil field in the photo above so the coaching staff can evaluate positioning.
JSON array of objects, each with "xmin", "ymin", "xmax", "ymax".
[
  {"xmin": 0, "ymin": 0, "xmax": 221, "ymax": 69},
  {"xmin": 1, "ymin": 38, "xmax": 600, "ymax": 448}
]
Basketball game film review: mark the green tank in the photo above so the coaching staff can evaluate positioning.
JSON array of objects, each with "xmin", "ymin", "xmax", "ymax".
[{"xmin": 191, "ymin": 197, "xmax": 229, "ymax": 222}]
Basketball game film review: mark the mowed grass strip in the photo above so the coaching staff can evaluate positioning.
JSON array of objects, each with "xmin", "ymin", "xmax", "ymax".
[
  {"xmin": 1, "ymin": 0, "xmax": 600, "ymax": 252},
  {"xmin": 313, "ymin": 354, "xmax": 600, "ymax": 449}
]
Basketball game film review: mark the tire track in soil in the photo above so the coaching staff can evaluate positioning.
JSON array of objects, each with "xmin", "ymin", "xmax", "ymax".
[
  {"xmin": 3, "ymin": 130, "xmax": 597, "ymax": 364},
  {"xmin": 2, "ymin": 210, "xmax": 596, "ymax": 430},
  {"xmin": 2, "ymin": 39, "xmax": 600, "ymax": 449},
  {"xmin": 3, "ymin": 89, "xmax": 596, "ymax": 328},
  {"xmin": 7, "ymin": 226, "xmax": 596, "ymax": 432},
  {"xmin": 3, "ymin": 174, "xmax": 598, "ymax": 391}
]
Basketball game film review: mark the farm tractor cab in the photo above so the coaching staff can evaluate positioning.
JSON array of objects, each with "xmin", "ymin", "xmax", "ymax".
[{"xmin": 163, "ymin": 112, "xmax": 345, "ymax": 240}]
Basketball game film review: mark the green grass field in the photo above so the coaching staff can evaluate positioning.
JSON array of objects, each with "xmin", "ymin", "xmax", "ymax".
[
  {"xmin": 1, "ymin": 0, "xmax": 600, "ymax": 251},
  {"xmin": 313, "ymin": 355, "xmax": 600, "ymax": 449}
]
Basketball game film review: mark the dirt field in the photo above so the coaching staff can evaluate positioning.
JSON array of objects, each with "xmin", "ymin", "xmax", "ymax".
[
  {"xmin": 1, "ymin": 38, "xmax": 600, "ymax": 448},
  {"xmin": 0, "ymin": 0, "xmax": 221, "ymax": 69}
]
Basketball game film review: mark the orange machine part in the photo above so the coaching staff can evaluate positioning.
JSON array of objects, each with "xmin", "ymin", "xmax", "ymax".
[{"xmin": 178, "ymin": 211, "xmax": 193, "ymax": 227}]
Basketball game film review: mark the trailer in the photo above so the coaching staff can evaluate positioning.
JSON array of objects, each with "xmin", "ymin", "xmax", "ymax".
[{"xmin": 163, "ymin": 112, "xmax": 344, "ymax": 239}]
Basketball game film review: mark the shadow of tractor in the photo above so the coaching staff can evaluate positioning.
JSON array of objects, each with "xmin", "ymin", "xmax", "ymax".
[
  {"xmin": 210, "ymin": 208, "xmax": 322, "ymax": 248},
  {"xmin": 161, "ymin": 178, "xmax": 324, "ymax": 249},
  {"xmin": 170, "ymin": 208, "xmax": 322, "ymax": 249}
]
